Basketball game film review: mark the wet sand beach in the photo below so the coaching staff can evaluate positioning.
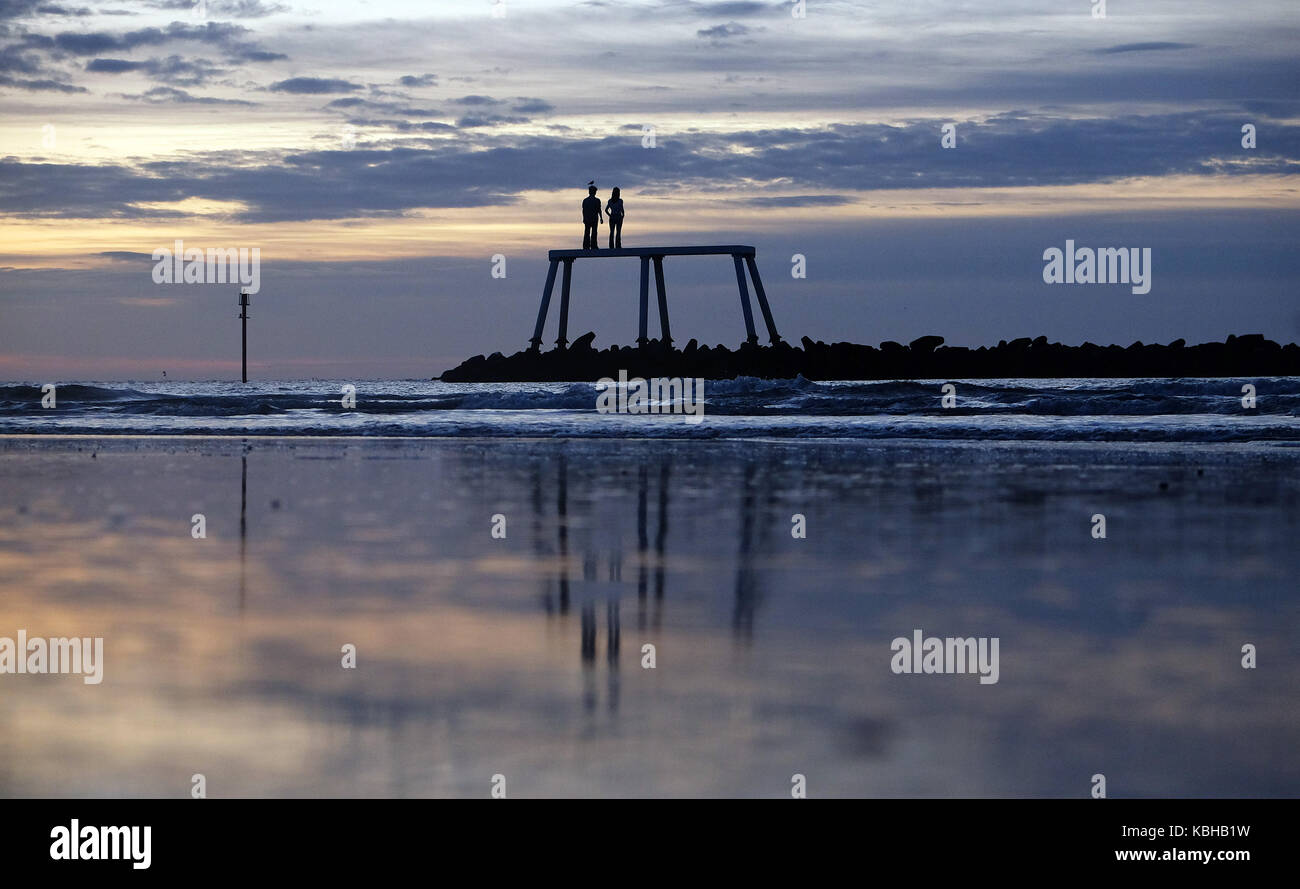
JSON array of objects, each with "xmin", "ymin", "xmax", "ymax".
[{"xmin": 0, "ymin": 435, "xmax": 1295, "ymax": 797}]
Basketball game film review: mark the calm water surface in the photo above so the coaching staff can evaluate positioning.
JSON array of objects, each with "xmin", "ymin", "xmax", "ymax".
[{"xmin": 0, "ymin": 435, "xmax": 1296, "ymax": 797}]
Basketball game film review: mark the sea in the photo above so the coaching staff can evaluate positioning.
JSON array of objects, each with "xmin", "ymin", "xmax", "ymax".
[
  {"xmin": 0, "ymin": 376, "xmax": 1297, "ymax": 797},
  {"xmin": 2, "ymin": 376, "xmax": 1298, "ymax": 441}
]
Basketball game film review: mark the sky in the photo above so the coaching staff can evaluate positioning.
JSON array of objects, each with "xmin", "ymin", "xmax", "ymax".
[{"xmin": 0, "ymin": 0, "xmax": 1298, "ymax": 379}]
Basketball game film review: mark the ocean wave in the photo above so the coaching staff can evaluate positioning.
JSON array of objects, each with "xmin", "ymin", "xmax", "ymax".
[{"xmin": 1, "ymin": 378, "xmax": 1297, "ymax": 441}]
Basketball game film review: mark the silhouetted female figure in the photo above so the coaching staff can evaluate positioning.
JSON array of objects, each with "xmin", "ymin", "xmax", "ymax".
[{"xmin": 605, "ymin": 187, "xmax": 624, "ymax": 249}]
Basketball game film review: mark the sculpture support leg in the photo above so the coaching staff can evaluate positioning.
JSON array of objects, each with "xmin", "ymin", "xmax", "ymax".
[
  {"xmin": 653, "ymin": 256, "xmax": 671, "ymax": 345},
  {"xmin": 744, "ymin": 255, "xmax": 781, "ymax": 344},
  {"xmin": 557, "ymin": 259, "xmax": 573, "ymax": 348},
  {"xmin": 530, "ymin": 259, "xmax": 559, "ymax": 350},
  {"xmin": 733, "ymin": 254, "xmax": 758, "ymax": 345},
  {"xmin": 638, "ymin": 256, "xmax": 650, "ymax": 346}
]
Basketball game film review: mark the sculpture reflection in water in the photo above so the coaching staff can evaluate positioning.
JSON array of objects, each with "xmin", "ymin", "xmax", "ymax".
[{"xmin": 531, "ymin": 449, "xmax": 778, "ymax": 712}]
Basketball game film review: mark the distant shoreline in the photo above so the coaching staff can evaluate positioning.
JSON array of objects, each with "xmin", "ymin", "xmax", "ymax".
[{"xmin": 438, "ymin": 334, "xmax": 1300, "ymax": 382}]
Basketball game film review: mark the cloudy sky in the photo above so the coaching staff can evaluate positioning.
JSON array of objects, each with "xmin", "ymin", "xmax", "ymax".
[{"xmin": 1, "ymin": 0, "xmax": 1297, "ymax": 378}]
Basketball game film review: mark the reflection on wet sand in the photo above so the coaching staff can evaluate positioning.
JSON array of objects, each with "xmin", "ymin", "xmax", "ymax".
[
  {"xmin": 0, "ymin": 436, "xmax": 1297, "ymax": 797},
  {"xmin": 546, "ymin": 455, "xmax": 671, "ymax": 651},
  {"xmin": 239, "ymin": 453, "xmax": 247, "ymax": 613}
]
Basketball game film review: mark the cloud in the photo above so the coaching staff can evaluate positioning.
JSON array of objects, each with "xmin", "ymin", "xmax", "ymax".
[
  {"xmin": 0, "ymin": 0, "xmax": 41, "ymax": 17},
  {"xmin": 97, "ymin": 250, "xmax": 154, "ymax": 261},
  {"xmin": 697, "ymin": 22, "xmax": 749, "ymax": 40},
  {"xmin": 123, "ymin": 85, "xmax": 254, "ymax": 104},
  {"xmin": 0, "ymin": 73, "xmax": 84, "ymax": 90},
  {"xmin": 86, "ymin": 55, "xmax": 227, "ymax": 86},
  {"xmin": 452, "ymin": 94, "xmax": 504, "ymax": 106},
  {"xmin": 216, "ymin": 0, "xmax": 289, "ymax": 16},
  {"xmin": 511, "ymin": 97, "xmax": 554, "ymax": 114},
  {"xmin": 456, "ymin": 114, "xmax": 529, "ymax": 128},
  {"xmin": 1096, "ymin": 42, "xmax": 1196, "ymax": 55},
  {"xmin": 33, "ymin": 3, "xmax": 91, "ymax": 15},
  {"xmin": 398, "ymin": 73, "xmax": 436, "ymax": 87},
  {"xmin": 679, "ymin": 1, "xmax": 775, "ymax": 16},
  {"xmin": 51, "ymin": 30, "xmax": 118, "ymax": 53},
  {"xmin": 31, "ymin": 20, "xmax": 283, "ymax": 74},
  {"xmin": 232, "ymin": 48, "xmax": 287, "ymax": 62},
  {"xmin": 0, "ymin": 44, "xmax": 41, "ymax": 73},
  {"xmin": 0, "ymin": 0, "xmax": 88, "ymax": 16},
  {"xmin": 739, "ymin": 195, "xmax": 853, "ymax": 208},
  {"xmin": 269, "ymin": 76, "xmax": 361, "ymax": 93},
  {"xmin": 51, "ymin": 22, "xmax": 252, "ymax": 55},
  {"xmin": 85, "ymin": 57, "xmax": 142, "ymax": 72},
  {"xmin": 3, "ymin": 110, "xmax": 1296, "ymax": 224},
  {"xmin": 144, "ymin": 0, "xmax": 287, "ymax": 16},
  {"xmin": 341, "ymin": 117, "xmax": 455, "ymax": 134},
  {"xmin": 323, "ymin": 93, "xmax": 439, "ymax": 114}
]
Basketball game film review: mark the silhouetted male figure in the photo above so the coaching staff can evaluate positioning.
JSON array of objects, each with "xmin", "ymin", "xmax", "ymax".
[{"xmin": 582, "ymin": 184, "xmax": 603, "ymax": 249}]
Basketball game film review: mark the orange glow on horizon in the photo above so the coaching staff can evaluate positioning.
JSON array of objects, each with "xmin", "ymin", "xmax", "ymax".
[{"xmin": 1, "ymin": 175, "xmax": 1296, "ymax": 269}]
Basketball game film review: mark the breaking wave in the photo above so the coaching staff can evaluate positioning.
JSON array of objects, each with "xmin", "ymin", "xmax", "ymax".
[{"xmin": 1, "ymin": 377, "xmax": 1297, "ymax": 442}]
